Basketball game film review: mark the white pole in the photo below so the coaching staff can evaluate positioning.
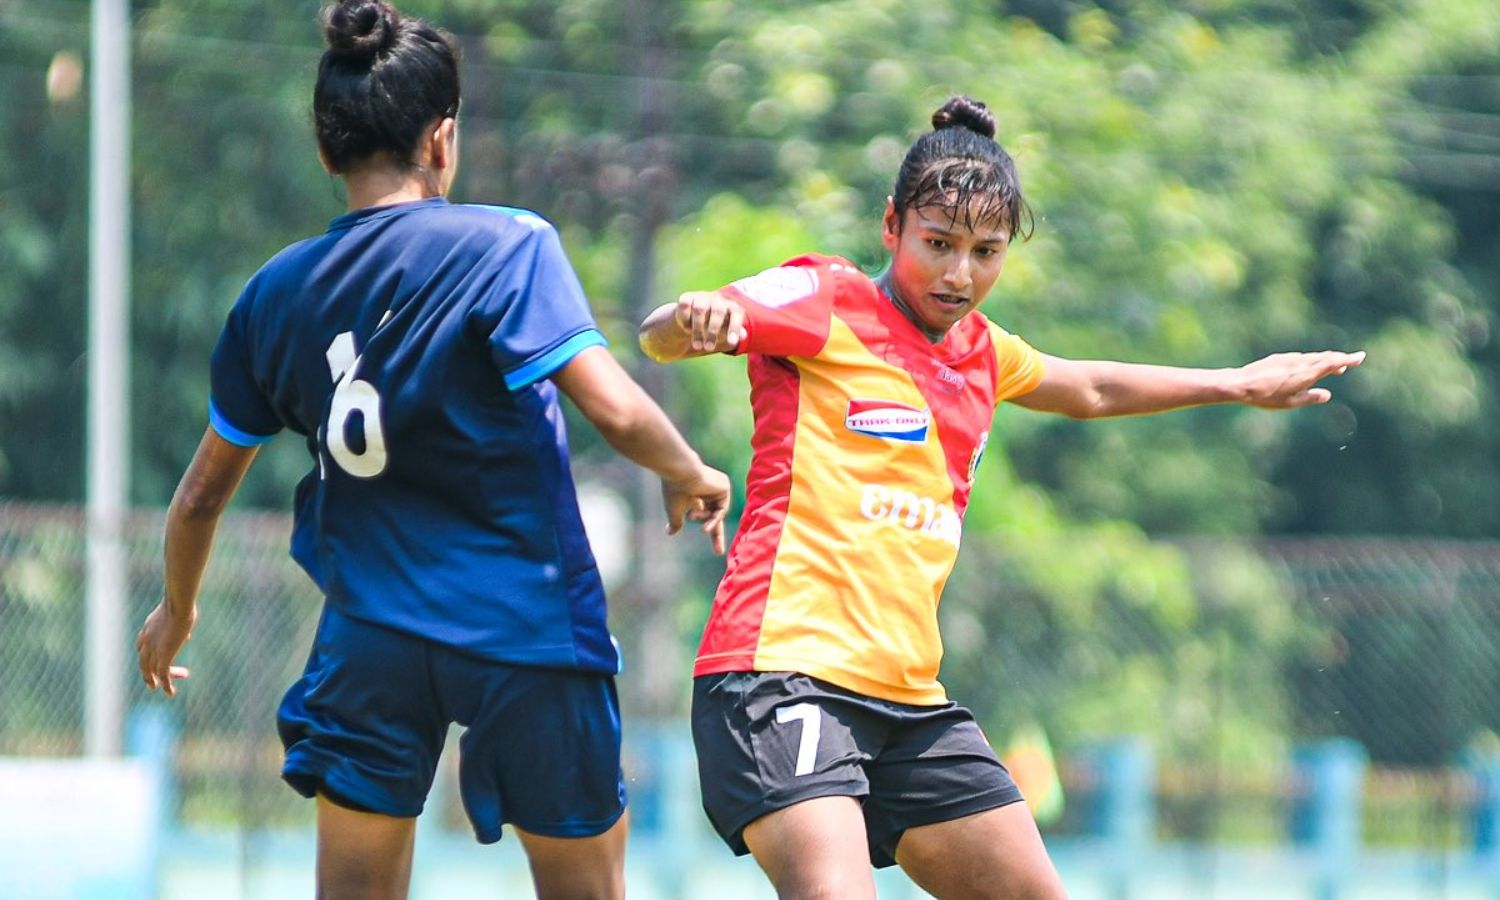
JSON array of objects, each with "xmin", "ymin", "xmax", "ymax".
[{"xmin": 86, "ymin": 0, "xmax": 130, "ymax": 758}]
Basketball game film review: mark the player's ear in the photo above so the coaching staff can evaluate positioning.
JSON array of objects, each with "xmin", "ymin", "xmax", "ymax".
[
  {"xmin": 881, "ymin": 198, "xmax": 900, "ymax": 251},
  {"xmin": 429, "ymin": 117, "xmax": 458, "ymax": 171}
]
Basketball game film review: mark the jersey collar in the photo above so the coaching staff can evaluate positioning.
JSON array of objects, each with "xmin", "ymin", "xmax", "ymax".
[{"xmin": 327, "ymin": 196, "xmax": 450, "ymax": 233}]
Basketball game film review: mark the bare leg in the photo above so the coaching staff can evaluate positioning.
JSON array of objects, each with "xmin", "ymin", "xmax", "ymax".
[
  {"xmin": 514, "ymin": 811, "xmax": 629, "ymax": 900},
  {"xmin": 894, "ymin": 803, "xmax": 1067, "ymax": 900},
  {"xmin": 315, "ymin": 793, "xmax": 418, "ymax": 900},
  {"xmin": 741, "ymin": 796, "xmax": 876, "ymax": 900}
]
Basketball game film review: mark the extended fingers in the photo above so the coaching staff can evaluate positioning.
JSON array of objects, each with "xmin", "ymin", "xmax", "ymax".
[
  {"xmin": 706, "ymin": 518, "xmax": 726, "ymax": 555},
  {"xmin": 164, "ymin": 665, "xmax": 190, "ymax": 697},
  {"xmin": 705, "ymin": 303, "xmax": 746, "ymax": 350},
  {"xmin": 726, "ymin": 304, "xmax": 745, "ymax": 349},
  {"xmin": 140, "ymin": 658, "xmax": 172, "ymax": 694},
  {"xmin": 691, "ymin": 302, "xmax": 712, "ymax": 350},
  {"xmin": 1313, "ymin": 349, "xmax": 1365, "ymax": 377},
  {"xmin": 694, "ymin": 302, "xmax": 729, "ymax": 350},
  {"xmin": 1283, "ymin": 350, "xmax": 1363, "ymax": 397},
  {"xmin": 700, "ymin": 495, "xmax": 729, "ymax": 530},
  {"xmin": 675, "ymin": 294, "xmax": 709, "ymax": 349},
  {"xmin": 1303, "ymin": 350, "xmax": 1364, "ymax": 393},
  {"xmin": 665, "ymin": 499, "xmax": 686, "ymax": 535},
  {"xmin": 699, "ymin": 499, "xmax": 728, "ymax": 555},
  {"xmin": 678, "ymin": 478, "xmax": 732, "ymax": 555},
  {"xmin": 1279, "ymin": 385, "xmax": 1334, "ymax": 408},
  {"xmin": 673, "ymin": 293, "xmax": 704, "ymax": 328},
  {"xmin": 704, "ymin": 303, "xmax": 729, "ymax": 347},
  {"xmin": 139, "ymin": 649, "xmax": 171, "ymax": 693},
  {"xmin": 136, "ymin": 633, "xmax": 160, "ymax": 691},
  {"xmin": 1319, "ymin": 350, "xmax": 1361, "ymax": 374},
  {"xmin": 678, "ymin": 294, "xmax": 743, "ymax": 352}
]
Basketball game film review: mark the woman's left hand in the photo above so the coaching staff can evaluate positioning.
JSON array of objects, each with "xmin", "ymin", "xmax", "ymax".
[
  {"xmin": 1238, "ymin": 350, "xmax": 1366, "ymax": 408},
  {"xmin": 136, "ymin": 600, "xmax": 195, "ymax": 697}
]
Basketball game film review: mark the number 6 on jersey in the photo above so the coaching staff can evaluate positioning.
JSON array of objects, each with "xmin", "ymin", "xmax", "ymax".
[{"xmin": 324, "ymin": 331, "xmax": 388, "ymax": 478}]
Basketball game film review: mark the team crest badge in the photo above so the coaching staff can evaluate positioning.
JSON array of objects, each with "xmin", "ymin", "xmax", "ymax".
[{"xmin": 967, "ymin": 430, "xmax": 990, "ymax": 484}]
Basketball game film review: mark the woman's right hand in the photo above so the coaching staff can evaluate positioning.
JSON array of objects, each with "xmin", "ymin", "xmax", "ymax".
[
  {"xmin": 661, "ymin": 463, "xmax": 734, "ymax": 555},
  {"xmin": 675, "ymin": 291, "xmax": 747, "ymax": 354}
]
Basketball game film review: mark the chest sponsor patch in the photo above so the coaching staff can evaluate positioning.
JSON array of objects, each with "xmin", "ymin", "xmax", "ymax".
[{"xmin": 845, "ymin": 399, "xmax": 931, "ymax": 443}]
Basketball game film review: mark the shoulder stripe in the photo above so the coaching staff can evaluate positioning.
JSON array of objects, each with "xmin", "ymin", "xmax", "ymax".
[{"xmin": 504, "ymin": 329, "xmax": 608, "ymax": 391}]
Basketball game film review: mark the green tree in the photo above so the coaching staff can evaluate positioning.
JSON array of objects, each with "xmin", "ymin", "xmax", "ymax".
[{"xmin": 4, "ymin": 0, "xmax": 1498, "ymax": 759}]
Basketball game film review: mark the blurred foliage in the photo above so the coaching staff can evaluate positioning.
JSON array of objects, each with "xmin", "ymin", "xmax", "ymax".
[
  {"xmin": 2, "ymin": 0, "xmax": 1499, "ymax": 763},
  {"xmin": 943, "ymin": 451, "xmax": 1314, "ymax": 771}
]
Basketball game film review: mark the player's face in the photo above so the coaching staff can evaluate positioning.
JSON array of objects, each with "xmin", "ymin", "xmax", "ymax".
[{"xmin": 881, "ymin": 198, "xmax": 1011, "ymax": 340}]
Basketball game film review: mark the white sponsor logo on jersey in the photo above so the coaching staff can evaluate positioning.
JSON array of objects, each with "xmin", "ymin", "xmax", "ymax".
[
  {"xmin": 729, "ymin": 267, "xmax": 818, "ymax": 309},
  {"xmin": 845, "ymin": 399, "xmax": 931, "ymax": 443},
  {"xmin": 859, "ymin": 484, "xmax": 962, "ymax": 547}
]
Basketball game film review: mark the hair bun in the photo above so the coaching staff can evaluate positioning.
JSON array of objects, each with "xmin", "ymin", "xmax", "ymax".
[
  {"xmin": 931, "ymin": 96, "xmax": 996, "ymax": 140},
  {"xmin": 323, "ymin": 0, "xmax": 398, "ymax": 61}
]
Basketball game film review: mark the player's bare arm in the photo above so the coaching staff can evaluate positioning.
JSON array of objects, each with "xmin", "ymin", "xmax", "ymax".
[
  {"xmin": 137, "ymin": 428, "xmax": 258, "ymax": 696},
  {"xmin": 639, "ymin": 290, "xmax": 746, "ymax": 362},
  {"xmin": 552, "ymin": 344, "xmax": 732, "ymax": 554},
  {"xmin": 1011, "ymin": 350, "xmax": 1366, "ymax": 419}
]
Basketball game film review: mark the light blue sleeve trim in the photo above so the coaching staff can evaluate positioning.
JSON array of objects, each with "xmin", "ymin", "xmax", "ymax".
[
  {"xmin": 504, "ymin": 330, "xmax": 608, "ymax": 391},
  {"xmin": 208, "ymin": 400, "xmax": 278, "ymax": 447},
  {"xmin": 474, "ymin": 204, "xmax": 552, "ymax": 231}
]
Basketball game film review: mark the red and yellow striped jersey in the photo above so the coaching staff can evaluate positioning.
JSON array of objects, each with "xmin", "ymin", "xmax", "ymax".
[{"xmin": 694, "ymin": 254, "xmax": 1045, "ymax": 704}]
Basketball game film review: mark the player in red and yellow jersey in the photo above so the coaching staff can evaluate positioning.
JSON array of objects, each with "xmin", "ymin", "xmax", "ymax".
[
  {"xmin": 691, "ymin": 251, "xmax": 1043, "ymax": 706},
  {"xmin": 641, "ymin": 96, "xmax": 1363, "ymax": 900}
]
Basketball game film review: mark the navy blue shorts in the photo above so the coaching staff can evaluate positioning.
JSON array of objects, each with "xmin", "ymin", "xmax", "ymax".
[{"xmin": 277, "ymin": 605, "xmax": 626, "ymax": 843}]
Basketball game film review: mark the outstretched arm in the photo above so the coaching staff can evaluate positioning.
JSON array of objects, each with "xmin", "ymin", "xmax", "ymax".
[
  {"xmin": 137, "ymin": 428, "xmax": 258, "ymax": 696},
  {"xmin": 1011, "ymin": 350, "xmax": 1365, "ymax": 419},
  {"xmin": 552, "ymin": 344, "xmax": 732, "ymax": 554},
  {"xmin": 639, "ymin": 291, "xmax": 747, "ymax": 363}
]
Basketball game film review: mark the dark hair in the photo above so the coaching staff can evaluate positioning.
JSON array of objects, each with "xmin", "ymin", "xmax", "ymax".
[
  {"xmin": 314, "ymin": 0, "xmax": 461, "ymax": 173},
  {"xmin": 891, "ymin": 96, "xmax": 1033, "ymax": 240}
]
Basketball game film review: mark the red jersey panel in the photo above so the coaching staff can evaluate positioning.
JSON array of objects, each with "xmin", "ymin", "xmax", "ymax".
[{"xmin": 696, "ymin": 255, "xmax": 1045, "ymax": 704}]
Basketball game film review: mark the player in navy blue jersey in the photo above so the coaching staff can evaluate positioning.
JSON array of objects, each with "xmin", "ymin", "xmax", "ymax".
[{"xmin": 133, "ymin": 1, "xmax": 730, "ymax": 897}]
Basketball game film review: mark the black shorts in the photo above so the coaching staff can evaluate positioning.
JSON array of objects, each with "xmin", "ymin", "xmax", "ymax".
[{"xmin": 691, "ymin": 671, "xmax": 1024, "ymax": 868}]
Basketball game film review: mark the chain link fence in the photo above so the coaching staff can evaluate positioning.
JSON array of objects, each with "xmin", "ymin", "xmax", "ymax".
[
  {"xmin": 0, "ymin": 502, "xmax": 324, "ymax": 830},
  {"xmin": 4, "ymin": 499, "xmax": 1500, "ymax": 855}
]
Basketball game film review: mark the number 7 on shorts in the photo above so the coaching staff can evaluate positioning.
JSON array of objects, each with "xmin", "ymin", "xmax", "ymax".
[{"xmin": 775, "ymin": 703, "xmax": 821, "ymax": 776}]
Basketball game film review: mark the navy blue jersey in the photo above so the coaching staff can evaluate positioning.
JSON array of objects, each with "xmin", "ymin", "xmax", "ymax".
[{"xmin": 208, "ymin": 197, "xmax": 618, "ymax": 673}]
